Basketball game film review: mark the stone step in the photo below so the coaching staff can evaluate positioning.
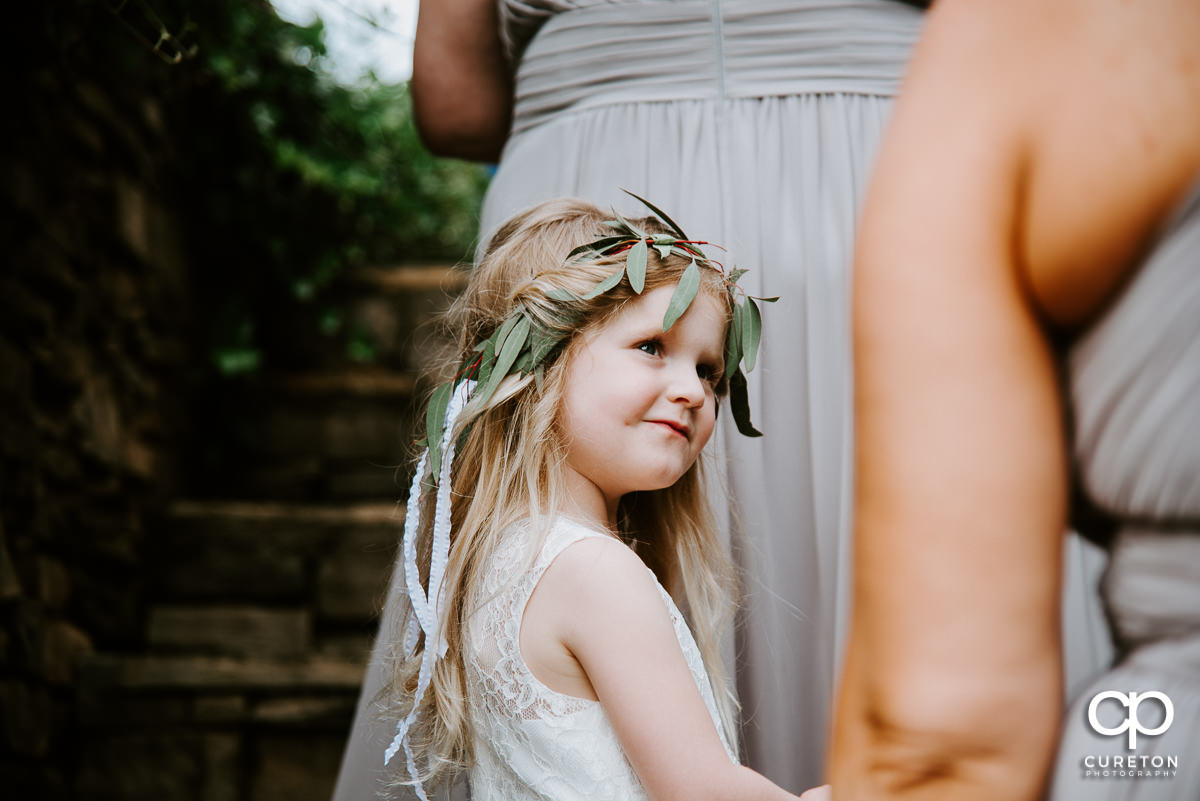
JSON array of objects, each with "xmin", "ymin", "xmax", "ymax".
[
  {"xmin": 75, "ymin": 724, "xmax": 353, "ymax": 801},
  {"xmin": 268, "ymin": 368, "xmax": 416, "ymax": 398},
  {"xmin": 147, "ymin": 605, "xmax": 312, "ymax": 658},
  {"xmin": 76, "ymin": 652, "xmax": 365, "ymax": 801},
  {"xmin": 144, "ymin": 608, "xmax": 373, "ymax": 662},
  {"xmin": 252, "ymin": 392, "xmax": 415, "ymax": 461},
  {"xmin": 277, "ymin": 265, "xmax": 465, "ymax": 375},
  {"xmin": 345, "ymin": 263, "xmax": 470, "ymax": 294},
  {"xmin": 216, "ymin": 369, "xmax": 427, "ymax": 501},
  {"xmin": 80, "ymin": 653, "xmax": 364, "ymax": 692},
  {"xmin": 229, "ymin": 457, "xmax": 412, "ymax": 503},
  {"xmin": 149, "ymin": 501, "xmax": 400, "ymax": 623}
]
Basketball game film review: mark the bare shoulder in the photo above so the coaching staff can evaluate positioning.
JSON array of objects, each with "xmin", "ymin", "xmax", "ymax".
[
  {"xmin": 893, "ymin": 0, "xmax": 1200, "ymax": 326},
  {"xmin": 536, "ymin": 534, "xmax": 660, "ymax": 611},
  {"xmin": 524, "ymin": 531, "xmax": 671, "ymax": 686},
  {"xmin": 520, "ymin": 532, "xmax": 660, "ymax": 700},
  {"xmin": 1017, "ymin": 0, "xmax": 1200, "ymax": 324}
]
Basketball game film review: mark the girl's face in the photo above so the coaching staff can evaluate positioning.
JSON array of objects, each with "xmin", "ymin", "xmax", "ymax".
[{"xmin": 558, "ymin": 283, "xmax": 726, "ymax": 522}]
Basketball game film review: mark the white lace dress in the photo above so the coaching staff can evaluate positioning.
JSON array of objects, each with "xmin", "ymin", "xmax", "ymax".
[{"xmin": 464, "ymin": 517, "xmax": 737, "ymax": 801}]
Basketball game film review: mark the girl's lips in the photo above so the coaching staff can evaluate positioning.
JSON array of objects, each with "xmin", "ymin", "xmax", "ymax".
[{"xmin": 648, "ymin": 420, "xmax": 689, "ymax": 438}]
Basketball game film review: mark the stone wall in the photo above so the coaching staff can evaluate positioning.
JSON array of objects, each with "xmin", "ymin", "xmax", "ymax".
[
  {"xmin": 3, "ymin": 6, "xmax": 470, "ymax": 798},
  {"xmin": 2, "ymin": 7, "xmax": 191, "ymax": 796}
]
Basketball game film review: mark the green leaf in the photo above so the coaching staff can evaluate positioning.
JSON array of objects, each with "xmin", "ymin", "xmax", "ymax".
[
  {"xmin": 567, "ymin": 236, "xmax": 626, "ymax": 261},
  {"xmin": 534, "ymin": 363, "xmax": 545, "ymax": 391},
  {"xmin": 756, "ymin": 296, "xmax": 780, "ymax": 303},
  {"xmin": 622, "ymin": 189, "xmax": 688, "ymax": 239},
  {"xmin": 612, "ymin": 208, "xmax": 647, "ymax": 240},
  {"xmin": 493, "ymin": 313, "xmax": 520, "ymax": 350},
  {"xmin": 476, "ymin": 334, "xmax": 497, "ymax": 386},
  {"xmin": 627, "ymin": 239, "xmax": 648, "ymax": 294},
  {"xmin": 724, "ymin": 304, "xmax": 743, "ymax": 381},
  {"xmin": 529, "ymin": 326, "xmax": 565, "ymax": 365},
  {"xmin": 513, "ymin": 348, "xmax": 534, "ymax": 373},
  {"xmin": 497, "ymin": 313, "xmax": 530, "ymax": 366},
  {"xmin": 742, "ymin": 297, "xmax": 762, "ymax": 373},
  {"xmin": 545, "ymin": 288, "xmax": 578, "ymax": 302},
  {"xmin": 729, "ymin": 370, "xmax": 763, "ymax": 437},
  {"xmin": 581, "ymin": 267, "xmax": 626, "ymax": 300},
  {"xmin": 215, "ymin": 347, "xmax": 261, "ymax": 376},
  {"xmin": 653, "ymin": 244, "xmax": 673, "ymax": 261},
  {"xmin": 474, "ymin": 314, "xmax": 530, "ymax": 405},
  {"xmin": 728, "ymin": 267, "xmax": 748, "ymax": 285},
  {"xmin": 652, "ymin": 233, "xmax": 676, "ymax": 244},
  {"xmin": 425, "ymin": 381, "xmax": 454, "ymax": 478},
  {"xmin": 662, "ymin": 260, "xmax": 700, "ymax": 332},
  {"xmin": 347, "ymin": 338, "xmax": 376, "ymax": 364}
]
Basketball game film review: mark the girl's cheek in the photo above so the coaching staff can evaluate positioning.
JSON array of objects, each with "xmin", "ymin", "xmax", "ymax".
[{"xmin": 694, "ymin": 405, "xmax": 718, "ymax": 448}]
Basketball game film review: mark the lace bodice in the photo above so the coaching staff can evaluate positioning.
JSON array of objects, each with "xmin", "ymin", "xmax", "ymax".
[{"xmin": 464, "ymin": 517, "xmax": 736, "ymax": 800}]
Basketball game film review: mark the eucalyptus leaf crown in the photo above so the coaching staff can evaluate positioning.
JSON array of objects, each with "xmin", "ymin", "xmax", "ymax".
[{"xmin": 421, "ymin": 191, "xmax": 776, "ymax": 482}]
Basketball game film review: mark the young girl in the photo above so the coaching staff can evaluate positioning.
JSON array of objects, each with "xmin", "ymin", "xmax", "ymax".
[{"xmin": 384, "ymin": 197, "xmax": 830, "ymax": 801}]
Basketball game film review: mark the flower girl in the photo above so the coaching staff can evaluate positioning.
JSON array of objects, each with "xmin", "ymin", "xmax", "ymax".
[{"xmin": 384, "ymin": 196, "xmax": 830, "ymax": 801}]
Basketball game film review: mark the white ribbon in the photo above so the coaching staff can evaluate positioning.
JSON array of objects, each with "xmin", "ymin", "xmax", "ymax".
[{"xmin": 384, "ymin": 379, "xmax": 475, "ymax": 801}]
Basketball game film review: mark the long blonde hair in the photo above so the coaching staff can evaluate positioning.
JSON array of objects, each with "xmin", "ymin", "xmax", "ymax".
[{"xmin": 386, "ymin": 198, "xmax": 740, "ymax": 789}]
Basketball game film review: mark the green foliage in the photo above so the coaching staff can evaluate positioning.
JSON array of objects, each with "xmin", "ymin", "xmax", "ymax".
[{"xmin": 159, "ymin": 0, "xmax": 489, "ymax": 372}]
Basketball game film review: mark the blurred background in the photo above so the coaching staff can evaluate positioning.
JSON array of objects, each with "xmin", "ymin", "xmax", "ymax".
[{"xmin": 2, "ymin": 1, "xmax": 487, "ymax": 797}]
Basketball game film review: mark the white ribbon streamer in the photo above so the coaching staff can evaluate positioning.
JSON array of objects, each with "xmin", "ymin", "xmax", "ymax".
[{"xmin": 384, "ymin": 380, "xmax": 475, "ymax": 801}]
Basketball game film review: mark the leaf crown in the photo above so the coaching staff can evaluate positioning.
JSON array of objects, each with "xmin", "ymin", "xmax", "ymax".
[{"xmin": 421, "ymin": 191, "xmax": 776, "ymax": 481}]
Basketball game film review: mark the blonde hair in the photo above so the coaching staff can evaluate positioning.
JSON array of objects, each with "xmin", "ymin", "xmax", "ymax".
[{"xmin": 386, "ymin": 198, "xmax": 740, "ymax": 789}]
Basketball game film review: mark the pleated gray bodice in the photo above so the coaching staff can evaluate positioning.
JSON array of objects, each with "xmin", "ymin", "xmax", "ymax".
[
  {"xmin": 501, "ymin": 0, "xmax": 924, "ymax": 135},
  {"xmin": 1068, "ymin": 178, "xmax": 1200, "ymax": 650},
  {"xmin": 1050, "ymin": 177, "xmax": 1200, "ymax": 799}
]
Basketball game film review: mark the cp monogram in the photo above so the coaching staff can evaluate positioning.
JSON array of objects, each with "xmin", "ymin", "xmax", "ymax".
[{"xmin": 1087, "ymin": 690, "xmax": 1174, "ymax": 750}]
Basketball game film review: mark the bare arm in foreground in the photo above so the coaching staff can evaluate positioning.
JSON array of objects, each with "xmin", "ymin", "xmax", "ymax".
[{"xmin": 829, "ymin": 0, "xmax": 1200, "ymax": 799}]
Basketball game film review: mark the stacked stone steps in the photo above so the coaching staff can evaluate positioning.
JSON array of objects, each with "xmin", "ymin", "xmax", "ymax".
[
  {"xmin": 77, "ymin": 264, "xmax": 466, "ymax": 801},
  {"xmin": 230, "ymin": 370, "xmax": 420, "ymax": 502},
  {"xmin": 220, "ymin": 265, "xmax": 468, "ymax": 503},
  {"xmin": 77, "ymin": 500, "xmax": 406, "ymax": 801}
]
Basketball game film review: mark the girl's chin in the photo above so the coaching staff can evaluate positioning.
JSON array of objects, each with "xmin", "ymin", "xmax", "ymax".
[{"xmin": 617, "ymin": 470, "xmax": 694, "ymax": 497}]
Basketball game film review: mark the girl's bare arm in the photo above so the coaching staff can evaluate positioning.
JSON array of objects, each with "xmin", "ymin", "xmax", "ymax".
[{"xmin": 531, "ymin": 537, "xmax": 823, "ymax": 801}]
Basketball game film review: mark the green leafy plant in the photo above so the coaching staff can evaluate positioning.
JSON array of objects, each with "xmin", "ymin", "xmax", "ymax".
[{"xmin": 159, "ymin": 0, "xmax": 489, "ymax": 374}]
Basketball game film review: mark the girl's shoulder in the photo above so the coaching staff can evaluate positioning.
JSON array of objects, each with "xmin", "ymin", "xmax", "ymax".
[
  {"xmin": 538, "ymin": 518, "xmax": 654, "ymax": 591},
  {"xmin": 532, "ymin": 521, "xmax": 666, "ymax": 628},
  {"xmin": 497, "ymin": 515, "xmax": 624, "ymax": 562},
  {"xmin": 540, "ymin": 516, "xmax": 625, "ymax": 558},
  {"xmin": 498, "ymin": 516, "xmax": 657, "ymax": 612},
  {"xmin": 483, "ymin": 516, "xmax": 635, "ymax": 600}
]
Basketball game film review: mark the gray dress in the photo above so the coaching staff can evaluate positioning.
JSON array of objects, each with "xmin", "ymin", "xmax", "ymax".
[
  {"xmin": 1048, "ymin": 178, "xmax": 1200, "ymax": 800},
  {"xmin": 480, "ymin": 4, "xmax": 924, "ymax": 791},
  {"xmin": 333, "ymin": 2, "xmax": 1112, "ymax": 796}
]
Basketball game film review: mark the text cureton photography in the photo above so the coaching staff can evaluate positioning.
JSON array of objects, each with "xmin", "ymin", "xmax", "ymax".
[{"xmin": 1079, "ymin": 690, "xmax": 1180, "ymax": 780}]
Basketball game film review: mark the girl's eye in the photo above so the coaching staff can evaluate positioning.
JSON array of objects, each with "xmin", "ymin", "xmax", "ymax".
[{"xmin": 637, "ymin": 340, "xmax": 660, "ymax": 356}]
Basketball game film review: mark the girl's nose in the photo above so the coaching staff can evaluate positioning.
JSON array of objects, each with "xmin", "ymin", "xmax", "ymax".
[{"xmin": 668, "ymin": 362, "xmax": 707, "ymax": 407}]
